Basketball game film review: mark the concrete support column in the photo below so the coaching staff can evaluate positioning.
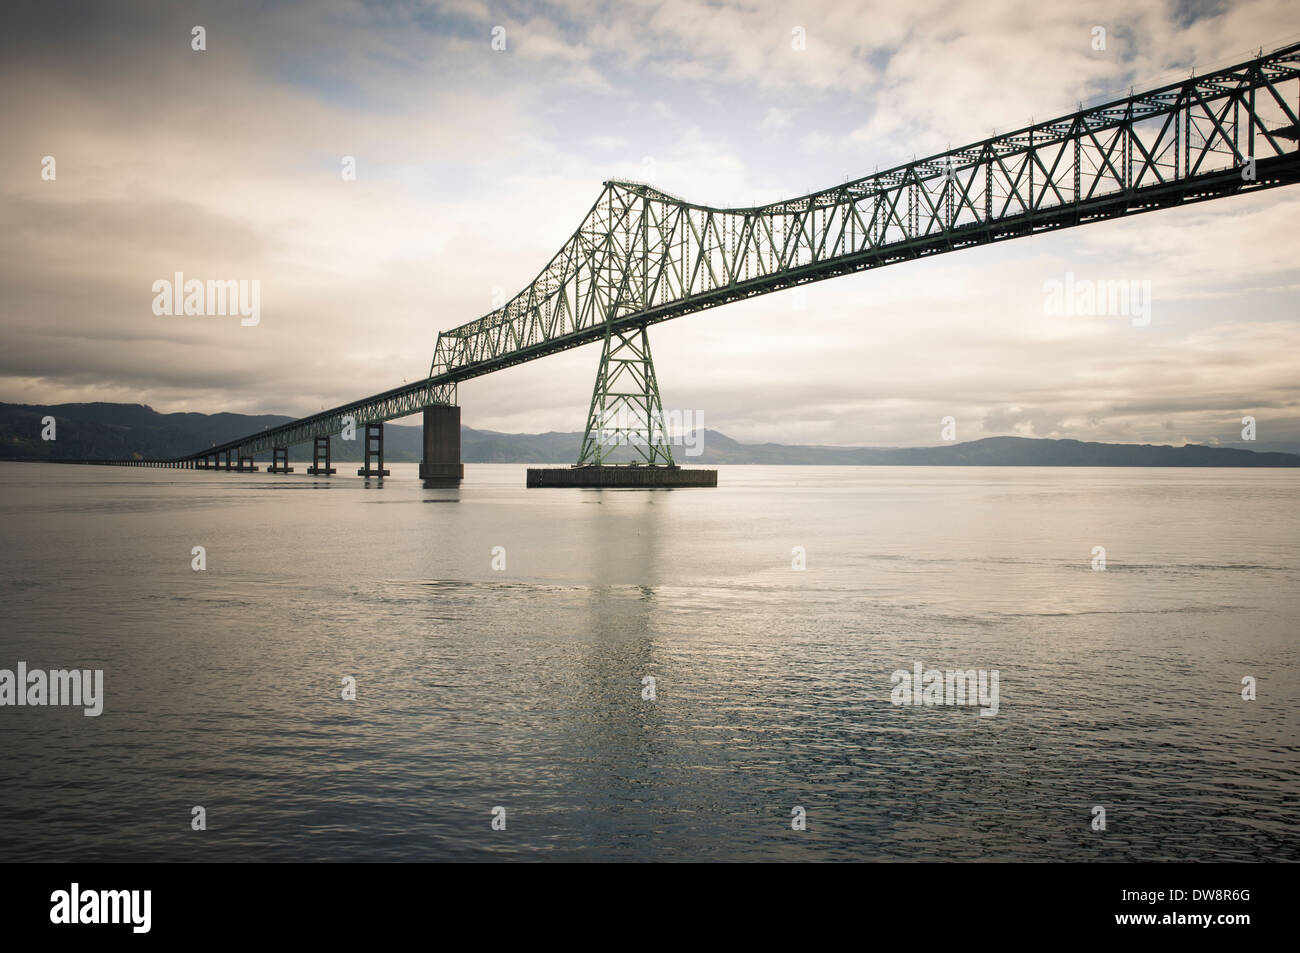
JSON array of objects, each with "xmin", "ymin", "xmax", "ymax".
[
  {"xmin": 419, "ymin": 405, "xmax": 463, "ymax": 483},
  {"xmin": 307, "ymin": 436, "xmax": 335, "ymax": 476},
  {"xmin": 268, "ymin": 447, "xmax": 294, "ymax": 473},
  {"xmin": 357, "ymin": 423, "xmax": 390, "ymax": 478}
]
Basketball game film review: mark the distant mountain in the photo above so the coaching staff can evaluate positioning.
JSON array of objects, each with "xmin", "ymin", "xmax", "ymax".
[
  {"xmin": 731, "ymin": 434, "xmax": 1300, "ymax": 467},
  {"xmin": 2, "ymin": 402, "xmax": 1299, "ymax": 466},
  {"xmin": 0, "ymin": 402, "xmax": 417, "ymax": 462}
]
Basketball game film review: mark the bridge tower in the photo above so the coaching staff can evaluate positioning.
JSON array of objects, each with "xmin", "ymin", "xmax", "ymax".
[
  {"xmin": 577, "ymin": 323, "xmax": 674, "ymax": 467},
  {"xmin": 528, "ymin": 323, "xmax": 715, "ymax": 487}
]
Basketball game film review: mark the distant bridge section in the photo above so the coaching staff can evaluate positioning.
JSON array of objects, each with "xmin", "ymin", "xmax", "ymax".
[{"xmin": 190, "ymin": 41, "xmax": 1300, "ymax": 463}]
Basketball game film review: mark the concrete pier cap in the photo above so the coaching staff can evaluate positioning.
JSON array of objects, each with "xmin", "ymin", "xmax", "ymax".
[{"xmin": 526, "ymin": 465, "xmax": 717, "ymax": 488}]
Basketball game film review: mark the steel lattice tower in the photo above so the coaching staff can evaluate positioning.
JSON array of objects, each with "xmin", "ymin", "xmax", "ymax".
[
  {"xmin": 180, "ymin": 41, "xmax": 1300, "ymax": 467},
  {"xmin": 577, "ymin": 323, "xmax": 674, "ymax": 467}
]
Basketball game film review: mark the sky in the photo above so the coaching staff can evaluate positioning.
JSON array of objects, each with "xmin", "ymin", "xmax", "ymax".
[{"xmin": 2, "ymin": 0, "xmax": 1299, "ymax": 449}]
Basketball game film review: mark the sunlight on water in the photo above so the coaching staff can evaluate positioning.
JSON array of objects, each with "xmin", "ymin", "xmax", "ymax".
[{"xmin": 0, "ymin": 462, "xmax": 1297, "ymax": 860}]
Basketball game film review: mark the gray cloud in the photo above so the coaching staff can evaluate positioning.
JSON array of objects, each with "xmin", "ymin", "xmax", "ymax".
[{"xmin": 2, "ymin": 0, "xmax": 1298, "ymax": 449}]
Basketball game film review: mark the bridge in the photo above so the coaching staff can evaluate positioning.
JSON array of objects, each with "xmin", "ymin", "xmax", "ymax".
[{"xmin": 160, "ymin": 41, "xmax": 1300, "ymax": 482}]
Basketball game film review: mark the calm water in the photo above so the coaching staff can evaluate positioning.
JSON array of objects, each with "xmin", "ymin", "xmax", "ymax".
[{"xmin": 0, "ymin": 462, "xmax": 1297, "ymax": 862}]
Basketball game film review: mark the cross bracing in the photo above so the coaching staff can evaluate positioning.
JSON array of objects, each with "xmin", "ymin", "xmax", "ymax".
[{"xmin": 186, "ymin": 41, "xmax": 1300, "ymax": 462}]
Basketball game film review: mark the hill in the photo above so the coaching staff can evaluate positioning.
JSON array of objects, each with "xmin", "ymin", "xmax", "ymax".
[{"xmin": 2, "ymin": 402, "xmax": 1298, "ymax": 466}]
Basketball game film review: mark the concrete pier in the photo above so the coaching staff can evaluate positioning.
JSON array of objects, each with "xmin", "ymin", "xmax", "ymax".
[
  {"xmin": 307, "ymin": 436, "xmax": 336, "ymax": 475},
  {"xmin": 357, "ymin": 423, "xmax": 390, "ymax": 478},
  {"xmin": 267, "ymin": 447, "xmax": 294, "ymax": 473},
  {"xmin": 527, "ymin": 465, "xmax": 717, "ymax": 488},
  {"xmin": 419, "ymin": 405, "xmax": 464, "ymax": 483}
]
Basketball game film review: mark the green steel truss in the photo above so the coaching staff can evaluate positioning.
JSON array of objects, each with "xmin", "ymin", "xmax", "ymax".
[
  {"xmin": 186, "ymin": 41, "xmax": 1300, "ymax": 463},
  {"xmin": 578, "ymin": 324, "xmax": 674, "ymax": 466},
  {"xmin": 188, "ymin": 380, "xmax": 456, "ymax": 459}
]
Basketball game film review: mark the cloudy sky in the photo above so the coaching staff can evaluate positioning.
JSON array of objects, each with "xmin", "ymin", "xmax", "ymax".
[{"xmin": 3, "ymin": 0, "xmax": 1299, "ymax": 448}]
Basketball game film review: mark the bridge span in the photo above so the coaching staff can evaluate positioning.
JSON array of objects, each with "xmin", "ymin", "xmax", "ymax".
[{"xmin": 160, "ymin": 41, "xmax": 1300, "ymax": 481}]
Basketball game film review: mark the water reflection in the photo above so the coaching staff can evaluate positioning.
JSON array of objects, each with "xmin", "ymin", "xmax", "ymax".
[{"xmin": 1, "ymin": 463, "xmax": 1296, "ymax": 861}]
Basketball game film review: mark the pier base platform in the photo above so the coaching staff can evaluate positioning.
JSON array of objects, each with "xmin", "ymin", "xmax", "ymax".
[{"xmin": 527, "ymin": 465, "xmax": 717, "ymax": 488}]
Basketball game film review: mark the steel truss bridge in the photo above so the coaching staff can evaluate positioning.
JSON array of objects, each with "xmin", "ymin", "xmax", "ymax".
[{"xmin": 182, "ymin": 41, "xmax": 1300, "ymax": 467}]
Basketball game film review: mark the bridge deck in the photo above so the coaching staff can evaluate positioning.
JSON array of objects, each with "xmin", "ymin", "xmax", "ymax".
[{"xmin": 175, "ymin": 41, "xmax": 1300, "ymax": 463}]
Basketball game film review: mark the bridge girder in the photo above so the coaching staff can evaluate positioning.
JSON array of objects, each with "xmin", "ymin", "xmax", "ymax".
[{"xmin": 186, "ymin": 41, "xmax": 1300, "ymax": 463}]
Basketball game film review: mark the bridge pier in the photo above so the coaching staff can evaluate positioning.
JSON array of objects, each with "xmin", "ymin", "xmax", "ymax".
[
  {"xmin": 236, "ymin": 453, "xmax": 257, "ymax": 472},
  {"xmin": 357, "ymin": 423, "xmax": 390, "ymax": 478},
  {"xmin": 528, "ymin": 323, "xmax": 715, "ymax": 488},
  {"xmin": 307, "ymin": 436, "xmax": 336, "ymax": 476},
  {"xmin": 267, "ymin": 447, "xmax": 294, "ymax": 473},
  {"xmin": 419, "ymin": 405, "xmax": 463, "ymax": 484},
  {"xmin": 222, "ymin": 449, "xmax": 233, "ymax": 471}
]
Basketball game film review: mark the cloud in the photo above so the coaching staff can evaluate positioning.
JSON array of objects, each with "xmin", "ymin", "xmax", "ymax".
[
  {"xmin": 1, "ymin": 0, "xmax": 1298, "ymax": 452},
  {"xmin": 760, "ymin": 107, "xmax": 794, "ymax": 131}
]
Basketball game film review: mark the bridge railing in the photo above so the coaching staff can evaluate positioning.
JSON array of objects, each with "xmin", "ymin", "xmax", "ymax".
[
  {"xmin": 184, "ymin": 40, "xmax": 1300, "ymax": 464},
  {"xmin": 430, "ymin": 41, "xmax": 1300, "ymax": 385}
]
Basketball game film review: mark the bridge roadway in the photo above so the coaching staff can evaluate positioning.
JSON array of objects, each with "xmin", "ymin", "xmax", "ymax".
[{"xmin": 163, "ymin": 40, "xmax": 1300, "ymax": 473}]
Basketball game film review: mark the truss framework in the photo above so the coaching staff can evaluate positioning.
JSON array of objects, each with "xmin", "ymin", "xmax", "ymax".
[
  {"xmin": 191, "ymin": 381, "xmax": 455, "ymax": 459},
  {"xmin": 578, "ymin": 325, "xmax": 674, "ymax": 467},
  {"xmin": 187, "ymin": 41, "xmax": 1300, "ymax": 462}
]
